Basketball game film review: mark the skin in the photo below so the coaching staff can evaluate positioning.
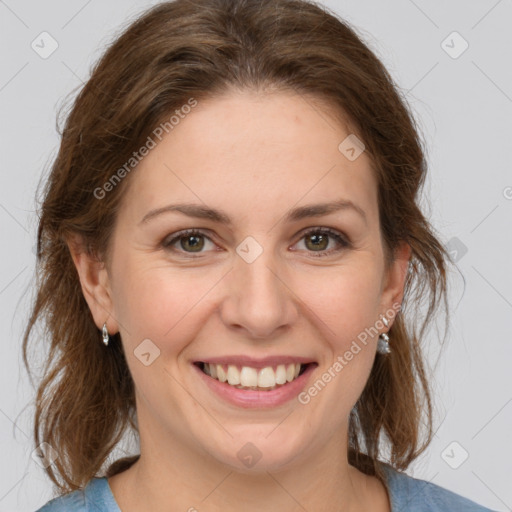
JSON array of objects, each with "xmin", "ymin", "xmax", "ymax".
[{"xmin": 69, "ymin": 89, "xmax": 410, "ymax": 511}]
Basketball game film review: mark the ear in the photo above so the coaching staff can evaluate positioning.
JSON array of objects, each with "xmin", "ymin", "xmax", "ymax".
[
  {"xmin": 67, "ymin": 234, "xmax": 118, "ymax": 335},
  {"xmin": 379, "ymin": 241, "xmax": 411, "ymax": 327}
]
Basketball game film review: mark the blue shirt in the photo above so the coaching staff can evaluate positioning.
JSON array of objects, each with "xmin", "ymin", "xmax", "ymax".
[{"xmin": 36, "ymin": 462, "xmax": 498, "ymax": 511}]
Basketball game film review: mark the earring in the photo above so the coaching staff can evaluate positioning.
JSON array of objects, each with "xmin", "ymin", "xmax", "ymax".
[
  {"xmin": 102, "ymin": 322, "xmax": 109, "ymax": 346},
  {"xmin": 377, "ymin": 316, "xmax": 391, "ymax": 354}
]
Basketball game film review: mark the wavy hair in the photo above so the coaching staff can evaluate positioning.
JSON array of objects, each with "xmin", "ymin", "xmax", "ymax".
[{"xmin": 23, "ymin": 0, "xmax": 450, "ymax": 494}]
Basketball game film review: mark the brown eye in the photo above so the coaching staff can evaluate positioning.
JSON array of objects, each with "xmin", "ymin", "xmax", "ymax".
[
  {"xmin": 163, "ymin": 229, "xmax": 215, "ymax": 255},
  {"xmin": 295, "ymin": 228, "xmax": 350, "ymax": 257},
  {"xmin": 179, "ymin": 234, "xmax": 205, "ymax": 252},
  {"xmin": 304, "ymin": 232, "xmax": 329, "ymax": 251}
]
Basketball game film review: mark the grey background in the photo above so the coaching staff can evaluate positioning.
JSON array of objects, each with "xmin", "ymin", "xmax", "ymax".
[{"xmin": 1, "ymin": 0, "xmax": 511, "ymax": 510}]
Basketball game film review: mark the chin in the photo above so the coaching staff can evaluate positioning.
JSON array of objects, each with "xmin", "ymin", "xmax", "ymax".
[{"xmin": 202, "ymin": 427, "xmax": 308, "ymax": 473}]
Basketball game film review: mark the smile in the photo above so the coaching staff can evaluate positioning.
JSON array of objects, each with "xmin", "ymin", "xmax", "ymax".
[
  {"xmin": 197, "ymin": 362, "xmax": 310, "ymax": 391},
  {"xmin": 193, "ymin": 358, "xmax": 317, "ymax": 408}
]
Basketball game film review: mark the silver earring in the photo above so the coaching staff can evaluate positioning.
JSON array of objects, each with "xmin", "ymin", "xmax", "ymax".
[
  {"xmin": 377, "ymin": 332, "xmax": 390, "ymax": 354},
  {"xmin": 102, "ymin": 322, "xmax": 109, "ymax": 346},
  {"xmin": 377, "ymin": 316, "xmax": 391, "ymax": 354}
]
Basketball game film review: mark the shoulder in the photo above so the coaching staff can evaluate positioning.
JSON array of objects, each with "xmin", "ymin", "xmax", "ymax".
[
  {"xmin": 379, "ymin": 463, "xmax": 497, "ymax": 512},
  {"xmin": 35, "ymin": 477, "xmax": 120, "ymax": 512}
]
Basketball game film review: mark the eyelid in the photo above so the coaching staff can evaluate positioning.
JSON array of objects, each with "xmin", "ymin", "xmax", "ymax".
[
  {"xmin": 162, "ymin": 228, "xmax": 217, "ymax": 254},
  {"xmin": 292, "ymin": 226, "xmax": 351, "ymax": 257},
  {"xmin": 162, "ymin": 226, "xmax": 351, "ymax": 257}
]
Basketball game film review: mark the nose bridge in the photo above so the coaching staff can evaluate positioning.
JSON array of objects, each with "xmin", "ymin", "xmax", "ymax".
[{"xmin": 221, "ymin": 238, "xmax": 295, "ymax": 337}]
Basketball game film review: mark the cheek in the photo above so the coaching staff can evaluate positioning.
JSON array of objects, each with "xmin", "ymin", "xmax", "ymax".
[
  {"xmin": 111, "ymin": 262, "xmax": 212, "ymax": 403},
  {"xmin": 293, "ymin": 261, "xmax": 383, "ymax": 345},
  {"xmin": 111, "ymin": 256, "xmax": 223, "ymax": 348}
]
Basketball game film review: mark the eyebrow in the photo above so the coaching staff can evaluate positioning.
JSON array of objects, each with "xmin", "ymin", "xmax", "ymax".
[{"xmin": 139, "ymin": 199, "xmax": 367, "ymax": 227}]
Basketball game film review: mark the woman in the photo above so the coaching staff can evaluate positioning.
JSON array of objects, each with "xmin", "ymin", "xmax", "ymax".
[{"xmin": 25, "ymin": 0, "xmax": 496, "ymax": 510}]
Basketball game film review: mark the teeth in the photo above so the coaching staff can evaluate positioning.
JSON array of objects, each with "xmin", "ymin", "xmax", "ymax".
[
  {"xmin": 227, "ymin": 365, "xmax": 240, "ymax": 385},
  {"xmin": 203, "ymin": 363, "xmax": 304, "ymax": 390},
  {"xmin": 286, "ymin": 364, "xmax": 295, "ymax": 382},
  {"xmin": 217, "ymin": 365, "xmax": 227, "ymax": 383},
  {"xmin": 240, "ymin": 366, "xmax": 258, "ymax": 387},
  {"xmin": 275, "ymin": 364, "xmax": 287, "ymax": 385},
  {"xmin": 258, "ymin": 367, "xmax": 275, "ymax": 388}
]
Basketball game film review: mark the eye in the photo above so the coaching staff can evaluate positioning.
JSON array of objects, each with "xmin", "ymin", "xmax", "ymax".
[
  {"xmin": 162, "ymin": 229, "xmax": 216, "ymax": 255},
  {"xmin": 162, "ymin": 227, "xmax": 351, "ymax": 258},
  {"xmin": 292, "ymin": 227, "xmax": 351, "ymax": 257}
]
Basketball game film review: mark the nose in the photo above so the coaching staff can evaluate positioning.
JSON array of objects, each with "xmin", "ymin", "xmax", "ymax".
[{"xmin": 219, "ymin": 247, "xmax": 299, "ymax": 339}]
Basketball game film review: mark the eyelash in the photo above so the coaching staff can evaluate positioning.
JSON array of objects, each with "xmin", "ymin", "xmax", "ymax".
[{"xmin": 162, "ymin": 227, "xmax": 351, "ymax": 258}]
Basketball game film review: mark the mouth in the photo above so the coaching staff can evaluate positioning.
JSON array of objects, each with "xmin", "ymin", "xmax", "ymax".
[{"xmin": 193, "ymin": 361, "xmax": 314, "ymax": 391}]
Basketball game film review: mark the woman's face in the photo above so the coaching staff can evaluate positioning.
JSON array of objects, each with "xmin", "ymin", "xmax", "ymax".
[{"xmin": 79, "ymin": 90, "xmax": 409, "ymax": 472}]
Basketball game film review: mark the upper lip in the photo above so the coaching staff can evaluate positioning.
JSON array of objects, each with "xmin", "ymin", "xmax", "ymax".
[{"xmin": 195, "ymin": 355, "xmax": 316, "ymax": 369}]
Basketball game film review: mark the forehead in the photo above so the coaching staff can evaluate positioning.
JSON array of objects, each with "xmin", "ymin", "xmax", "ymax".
[{"xmin": 120, "ymin": 90, "xmax": 378, "ymax": 228}]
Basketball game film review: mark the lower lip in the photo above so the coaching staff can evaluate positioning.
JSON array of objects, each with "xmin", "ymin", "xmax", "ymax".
[{"xmin": 193, "ymin": 363, "xmax": 317, "ymax": 408}]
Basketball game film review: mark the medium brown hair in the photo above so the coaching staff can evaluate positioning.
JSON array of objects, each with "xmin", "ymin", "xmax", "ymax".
[{"xmin": 23, "ymin": 0, "xmax": 450, "ymax": 495}]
